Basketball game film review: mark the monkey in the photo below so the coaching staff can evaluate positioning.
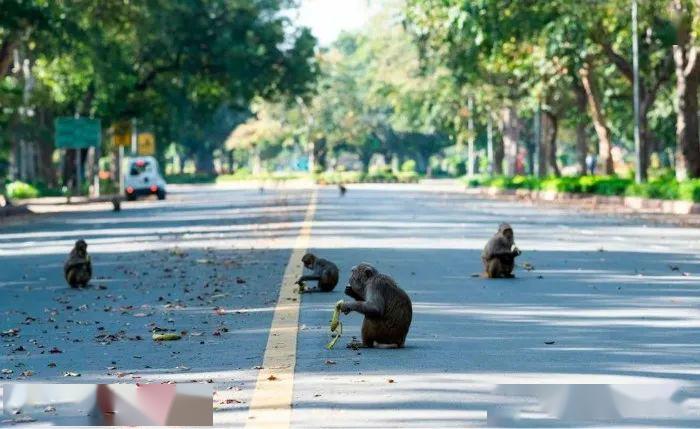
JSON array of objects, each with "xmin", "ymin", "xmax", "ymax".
[
  {"xmin": 340, "ymin": 263, "xmax": 412, "ymax": 348},
  {"xmin": 64, "ymin": 239, "xmax": 92, "ymax": 288},
  {"xmin": 481, "ymin": 223, "xmax": 521, "ymax": 278},
  {"xmin": 295, "ymin": 253, "xmax": 339, "ymax": 292},
  {"xmin": 111, "ymin": 197, "xmax": 121, "ymax": 212},
  {"xmin": 338, "ymin": 184, "xmax": 347, "ymax": 196}
]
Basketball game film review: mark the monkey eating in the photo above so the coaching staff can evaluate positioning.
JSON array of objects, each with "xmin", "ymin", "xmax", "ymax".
[
  {"xmin": 340, "ymin": 263, "xmax": 412, "ymax": 348},
  {"xmin": 295, "ymin": 253, "xmax": 339, "ymax": 293},
  {"xmin": 64, "ymin": 239, "xmax": 92, "ymax": 288},
  {"xmin": 481, "ymin": 223, "xmax": 521, "ymax": 278}
]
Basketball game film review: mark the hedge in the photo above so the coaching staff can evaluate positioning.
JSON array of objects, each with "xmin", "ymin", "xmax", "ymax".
[{"xmin": 466, "ymin": 175, "xmax": 700, "ymax": 203}]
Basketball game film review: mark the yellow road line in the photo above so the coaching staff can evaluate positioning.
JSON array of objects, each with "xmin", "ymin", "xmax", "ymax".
[{"xmin": 244, "ymin": 190, "xmax": 317, "ymax": 429}]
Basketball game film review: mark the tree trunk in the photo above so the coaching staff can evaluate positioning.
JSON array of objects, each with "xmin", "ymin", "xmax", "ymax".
[
  {"xmin": 672, "ymin": 0, "xmax": 700, "ymax": 179},
  {"xmin": 493, "ymin": 135, "xmax": 504, "ymax": 175},
  {"xmin": 195, "ymin": 148, "xmax": 215, "ymax": 175},
  {"xmin": 0, "ymin": 35, "xmax": 18, "ymax": 78},
  {"xmin": 573, "ymin": 81, "xmax": 589, "ymax": 175},
  {"xmin": 486, "ymin": 115, "xmax": 495, "ymax": 174},
  {"xmin": 542, "ymin": 111, "xmax": 561, "ymax": 177},
  {"xmin": 499, "ymin": 106, "xmax": 520, "ymax": 176},
  {"xmin": 578, "ymin": 64, "xmax": 614, "ymax": 174}
]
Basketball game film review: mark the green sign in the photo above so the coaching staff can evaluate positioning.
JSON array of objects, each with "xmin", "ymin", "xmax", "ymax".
[{"xmin": 54, "ymin": 117, "xmax": 101, "ymax": 149}]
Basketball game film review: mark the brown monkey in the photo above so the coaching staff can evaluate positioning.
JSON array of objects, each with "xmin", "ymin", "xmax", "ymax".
[
  {"xmin": 64, "ymin": 239, "xmax": 92, "ymax": 288},
  {"xmin": 338, "ymin": 184, "xmax": 347, "ymax": 196},
  {"xmin": 295, "ymin": 253, "xmax": 339, "ymax": 292},
  {"xmin": 340, "ymin": 263, "xmax": 412, "ymax": 348},
  {"xmin": 481, "ymin": 223, "xmax": 521, "ymax": 278}
]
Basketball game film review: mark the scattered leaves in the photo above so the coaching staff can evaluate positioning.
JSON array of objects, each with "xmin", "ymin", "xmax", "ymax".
[{"xmin": 1, "ymin": 328, "xmax": 19, "ymax": 337}]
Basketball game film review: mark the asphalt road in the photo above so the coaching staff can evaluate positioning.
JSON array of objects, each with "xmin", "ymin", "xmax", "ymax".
[{"xmin": 2, "ymin": 182, "xmax": 700, "ymax": 427}]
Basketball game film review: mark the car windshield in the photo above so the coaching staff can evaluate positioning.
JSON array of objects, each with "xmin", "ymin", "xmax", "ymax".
[{"xmin": 130, "ymin": 160, "xmax": 153, "ymax": 176}]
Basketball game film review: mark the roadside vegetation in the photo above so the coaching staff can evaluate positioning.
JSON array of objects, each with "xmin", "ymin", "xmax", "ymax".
[{"xmin": 2, "ymin": 1, "xmax": 699, "ymax": 208}]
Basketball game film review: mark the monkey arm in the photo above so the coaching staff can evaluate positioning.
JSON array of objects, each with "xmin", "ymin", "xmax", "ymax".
[
  {"xmin": 296, "ymin": 275, "xmax": 321, "ymax": 284},
  {"xmin": 343, "ymin": 289, "xmax": 384, "ymax": 318}
]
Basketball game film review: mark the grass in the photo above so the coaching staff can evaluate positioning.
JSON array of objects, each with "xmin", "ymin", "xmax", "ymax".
[{"xmin": 465, "ymin": 175, "xmax": 700, "ymax": 203}]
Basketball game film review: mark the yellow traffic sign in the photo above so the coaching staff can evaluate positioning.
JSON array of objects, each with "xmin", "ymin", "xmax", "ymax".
[
  {"xmin": 138, "ymin": 132, "xmax": 156, "ymax": 155},
  {"xmin": 112, "ymin": 122, "xmax": 132, "ymax": 147}
]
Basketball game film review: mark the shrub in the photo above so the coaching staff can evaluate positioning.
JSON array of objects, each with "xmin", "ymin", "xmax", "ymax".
[
  {"xmin": 400, "ymin": 159, "xmax": 417, "ymax": 173},
  {"xmin": 396, "ymin": 171, "xmax": 420, "ymax": 183},
  {"xmin": 679, "ymin": 179, "xmax": 700, "ymax": 202},
  {"xmin": 6, "ymin": 181, "xmax": 40, "ymax": 199}
]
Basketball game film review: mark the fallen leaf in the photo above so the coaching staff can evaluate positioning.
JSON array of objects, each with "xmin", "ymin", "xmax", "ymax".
[
  {"xmin": 325, "ymin": 360, "xmax": 336, "ymax": 365},
  {"xmin": 21, "ymin": 370, "xmax": 34, "ymax": 377},
  {"xmin": 267, "ymin": 375, "xmax": 278, "ymax": 381},
  {"xmin": 47, "ymin": 363, "xmax": 56, "ymax": 368},
  {"xmin": 44, "ymin": 406, "xmax": 56, "ymax": 413},
  {"xmin": 544, "ymin": 341, "xmax": 556, "ymax": 345},
  {"xmin": 63, "ymin": 371, "xmax": 81, "ymax": 377},
  {"xmin": 1, "ymin": 368, "xmax": 13, "ymax": 374},
  {"xmin": 1, "ymin": 328, "xmax": 19, "ymax": 337},
  {"xmin": 387, "ymin": 379, "xmax": 395, "ymax": 383},
  {"xmin": 49, "ymin": 347, "xmax": 62, "ymax": 354}
]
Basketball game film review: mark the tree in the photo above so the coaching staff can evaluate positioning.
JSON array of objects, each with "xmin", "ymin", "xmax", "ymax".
[{"xmin": 671, "ymin": 0, "xmax": 700, "ymax": 179}]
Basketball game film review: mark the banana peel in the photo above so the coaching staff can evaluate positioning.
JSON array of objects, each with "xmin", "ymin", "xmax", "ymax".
[
  {"xmin": 325, "ymin": 300, "xmax": 344, "ymax": 350},
  {"xmin": 152, "ymin": 333, "xmax": 182, "ymax": 341}
]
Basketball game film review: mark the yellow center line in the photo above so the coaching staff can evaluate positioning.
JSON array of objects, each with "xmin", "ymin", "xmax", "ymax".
[{"xmin": 244, "ymin": 189, "xmax": 317, "ymax": 428}]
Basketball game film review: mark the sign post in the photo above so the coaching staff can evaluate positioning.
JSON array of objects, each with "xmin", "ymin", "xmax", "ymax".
[
  {"xmin": 54, "ymin": 117, "xmax": 101, "ymax": 197},
  {"xmin": 112, "ymin": 122, "xmax": 132, "ymax": 195}
]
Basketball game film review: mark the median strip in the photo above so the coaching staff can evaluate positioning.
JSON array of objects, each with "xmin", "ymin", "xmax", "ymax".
[{"xmin": 245, "ymin": 190, "xmax": 317, "ymax": 429}]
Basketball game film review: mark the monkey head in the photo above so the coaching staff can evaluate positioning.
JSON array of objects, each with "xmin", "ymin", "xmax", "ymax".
[
  {"xmin": 345, "ymin": 263, "xmax": 378, "ymax": 300},
  {"xmin": 498, "ymin": 223, "xmax": 514, "ymax": 244},
  {"xmin": 74, "ymin": 239, "xmax": 88, "ymax": 257},
  {"xmin": 301, "ymin": 253, "xmax": 316, "ymax": 269}
]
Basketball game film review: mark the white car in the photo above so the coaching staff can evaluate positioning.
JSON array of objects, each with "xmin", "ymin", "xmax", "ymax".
[{"xmin": 123, "ymin": 156, "xmax": 167, "ymax": 201}]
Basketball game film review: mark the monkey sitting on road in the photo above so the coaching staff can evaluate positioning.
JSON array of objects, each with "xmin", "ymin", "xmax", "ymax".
[
  {"xmin": 341, "ymin": 263, "xmax": 412, "ymax": 348},
  {"xmin": 64, "ymin": 239, "xmax": 92, "ymax": 288},
  {"xmin": 295, "ymin": 253, "xmax": 339, "ymax": 292},
  {"xmin": 482, "ymin": 223, "xmax": 521, "ymax": 278},
  {"xmin": 112, "ymin": 197, "xmax": 121, "ymax": 212},
  {"xmin": 338, "ymin": 184, "xmax": 347, "ymax": 196}
]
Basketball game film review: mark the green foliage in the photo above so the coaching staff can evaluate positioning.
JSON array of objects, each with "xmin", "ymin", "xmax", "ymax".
[
  {"xmin": 401, "ymin": 159, "xmax": 417, "ymax": 173},
  {"xmin": 679, "ymin": 180, "xmax": 700, "ymax": 202},
  {"xmin": 467, "ymin": 174, "xmax": 700, "ymax": 201},
  {"xmin": 315, "ymin": 170, "xmax": 420, "ymax": 185},
  {"xmin": 6, "ymin": 181, "xmax": 40, "ymax": 199}
]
